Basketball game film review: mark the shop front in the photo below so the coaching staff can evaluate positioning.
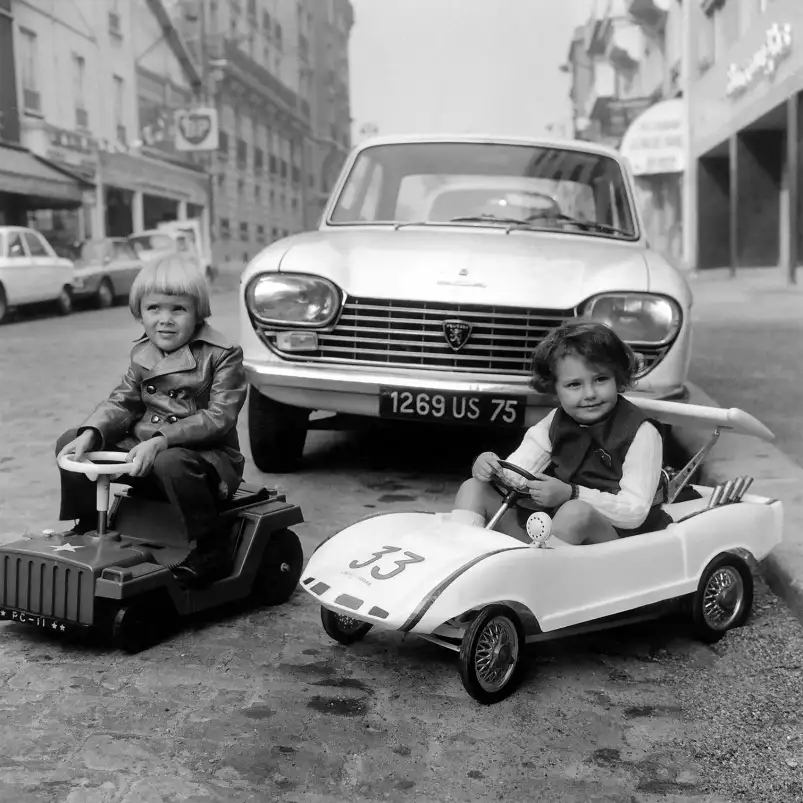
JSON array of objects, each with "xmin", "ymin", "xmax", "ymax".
[
  {"xmin": 690, "ymin": 0, "xmax": 803, "ymax": 277},
  {"xmin": 620, "ymin": 97, "xmax": 685, "ymax": 266}
]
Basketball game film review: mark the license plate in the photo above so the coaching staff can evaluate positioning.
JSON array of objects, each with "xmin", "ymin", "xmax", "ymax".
[
  {"xmin": 0, "ymin": 607, "xmax": 69, "ymax": 633},
  {"xmin": 379, "ymin": 388, "xmax": 525, "ymax": 426}
]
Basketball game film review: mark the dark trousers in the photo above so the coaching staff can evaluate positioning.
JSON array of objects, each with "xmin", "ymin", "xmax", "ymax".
[{"xmin": 56, "ymin": 429, "xmax": 221, "ymax": 546}]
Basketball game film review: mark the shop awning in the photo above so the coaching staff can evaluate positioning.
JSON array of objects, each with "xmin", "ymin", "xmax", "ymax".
[
  {"xmin": 619, "ymin": 97, "xmax": 685, "ymax": 176},
  {"xmin": 0, "ymin": 144, "xmax": 86, "ymax": 206}
]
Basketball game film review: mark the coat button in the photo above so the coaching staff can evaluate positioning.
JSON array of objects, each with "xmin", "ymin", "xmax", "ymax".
[
  {"xmin": 151, "ymin": 414, "xmax": 160, "ymax": 424},
  {"xmin": 166, "ymin": 415, "xmax": 178, "ymax": 424},
  {"xmin": 146, "ymin": 385, "xmax": 156, "ymax": 394},
  {"xmin": 168, "ymin": 390, "xmax": 176, "ymax": 398}
]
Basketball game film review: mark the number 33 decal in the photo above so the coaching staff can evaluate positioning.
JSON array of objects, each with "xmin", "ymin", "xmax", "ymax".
[{"xmin": 349, "ymin": 545, "xmax": 425, "ymax": 580}]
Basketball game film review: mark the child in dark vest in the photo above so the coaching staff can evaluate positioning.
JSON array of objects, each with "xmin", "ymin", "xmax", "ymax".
[
  {"xmin": 54, "ymin": 254, "xmax": 248, "ymax": 585},
  {"xmin": 451, "ymin": 320, "xmax": 668, "ymax": 545}
]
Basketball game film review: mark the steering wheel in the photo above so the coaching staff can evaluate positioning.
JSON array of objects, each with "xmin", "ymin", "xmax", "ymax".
[
  {"xmin": 489, "ymin": 460, "xmax": 537, "ymax": 509},
  {"xmin": 56, "ymin": 452, "xmax": 137, "ymax": 536}
]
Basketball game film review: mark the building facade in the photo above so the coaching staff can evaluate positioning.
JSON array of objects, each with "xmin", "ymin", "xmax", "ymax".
[
  {"xmin": 5, "ymin": 0, "xmax": 210, "ymax": 254},
  {"xmin": 567, "ymin": 0, "xmax": 685, "ymax": 266},
  {"xmin": 171, "ymin": 0, "xmax": 354, "ymax": 271},
  {"xmin": 689, "ymin": 0, "xmax": 802, "ymax": 277}
]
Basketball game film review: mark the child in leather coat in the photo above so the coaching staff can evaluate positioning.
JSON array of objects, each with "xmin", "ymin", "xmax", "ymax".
[{"xmin": 55, "ymin": 254, "xmax": 247, "ymax": 586}]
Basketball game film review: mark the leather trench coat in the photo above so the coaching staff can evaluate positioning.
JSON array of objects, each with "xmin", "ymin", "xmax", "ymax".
[{"xmin": 79, "ymin": 323, "xmax": 248, "ymax": 498}]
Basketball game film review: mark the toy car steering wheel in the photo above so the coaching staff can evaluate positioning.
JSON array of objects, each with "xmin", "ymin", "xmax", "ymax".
[
  {"xmin": 57, "ymin": 452, "xmax": 137, "ymax": 536},
  {"xmin": 489, "ymin": 460, "xmax": 538, "ymax": 509}
]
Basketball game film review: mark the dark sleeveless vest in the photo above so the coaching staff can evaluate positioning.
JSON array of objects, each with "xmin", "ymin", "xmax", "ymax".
[{"xmin": 547, "ymin": 396, "xmax": 671, "ymax": 535}]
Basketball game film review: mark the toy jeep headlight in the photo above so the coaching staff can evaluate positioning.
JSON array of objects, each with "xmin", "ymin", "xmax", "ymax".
[
  {"xmin": 246, "ymin": 273, "xmax": 341, "ymax": 327},
  {"xmin": 581, "ymin": 293, "xmax": 682, "ymax": 346}
]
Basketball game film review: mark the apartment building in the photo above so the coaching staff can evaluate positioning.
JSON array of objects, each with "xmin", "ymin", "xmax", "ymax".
[
  {"xmin": 172, "ymin": 0, "xmax": 354, "ymax": 270},
  {"xmin": 690, "ymin": 0, "xmax": 802, "ymax": 277},
  {"xmin": 2, "ymin": 0, "xmax": 210, "ymax": 252},
  {"xmin": 567, "ymin": 0, "xmax": 685, "ymax": 264}
]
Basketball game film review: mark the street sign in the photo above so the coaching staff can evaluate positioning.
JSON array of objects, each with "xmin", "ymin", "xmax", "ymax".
[{"xmin": 174, "ymin": 108, "xmax": 219, "ymax": 152}]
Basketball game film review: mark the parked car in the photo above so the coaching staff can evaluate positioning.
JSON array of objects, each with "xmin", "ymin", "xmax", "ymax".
[
  {"xmin": 128, "ymin": 228, "xmax": 212, "ymax": 283},
  {"xmin": 0, "ymin": 226, "xmax": 75, "ymax": 324},
  {"xmin": 70, "ymin": 238, "xmax": 145, "ymax": 308},
  {"xmin": 239, "ymin": 134, "xmax": 693, "ymax": 472}
]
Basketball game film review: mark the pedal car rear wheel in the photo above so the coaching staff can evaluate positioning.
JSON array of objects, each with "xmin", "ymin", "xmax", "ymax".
[
  {"xmin": 459, "ymin": 605, "xmax": 524, "ymax": 704},
  {"xmin": 321, "ymin": 607, "xmax": 373, "ymax": 645},
  {"xmin": 252, "ymin": 528, "xmax": 304, "ymax": 606},
  {"xmin": 691, "ymin": 553, "xmax": 754, "ymax": 643}
]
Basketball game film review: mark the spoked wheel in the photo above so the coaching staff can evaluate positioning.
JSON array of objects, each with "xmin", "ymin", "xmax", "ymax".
[
  {"xmin": 691, "ymin": 553, "xmax": 754, "ymax": 643},
  {"xmin": 459, "ymin": 605, "xmax": 524, "ymax": 704},
  {"xmin": 321, "ymin": 607, "xmax": 373, "ymax": 645},
  {"xmin": 251, "ymin": 528, "xmax": 304, "ymax": 606}
]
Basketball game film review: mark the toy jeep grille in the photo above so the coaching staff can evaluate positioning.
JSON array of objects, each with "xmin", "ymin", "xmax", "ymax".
[
  {"xmin": 1, "ymin": 555, "xmax": 94, "ymax": 625},
  {"xmin": 257, "ymin": 297, "xmax": 668, "ymax": 375}
]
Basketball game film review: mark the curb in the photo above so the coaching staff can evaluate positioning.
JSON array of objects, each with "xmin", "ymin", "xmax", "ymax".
[{"xmin": 670, "ymin": 382, "xmax": 803, "ymax": 624}]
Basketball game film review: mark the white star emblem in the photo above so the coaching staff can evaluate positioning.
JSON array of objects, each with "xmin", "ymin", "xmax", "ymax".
[
  {"xmin": 0, "ymin": 610, "xmax": 5, "ymax": 617},
  {"xmin": 59, "ymin": 625, "xmax": 66, "ymax": 631},
  {"xmin": 49, "ymin": 543, "xmax": 83, "ymax": 553},
  {"xmin": 51, "ymin": 622, "xmax": 58, "ymax": 629}
]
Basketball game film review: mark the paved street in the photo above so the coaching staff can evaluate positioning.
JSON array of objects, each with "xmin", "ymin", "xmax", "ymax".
[{"xmin": 0, "ymin": 289, "xmax": 802, "ymax": 803}]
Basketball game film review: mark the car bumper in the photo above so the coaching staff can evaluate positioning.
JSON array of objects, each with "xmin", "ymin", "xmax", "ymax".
[{"xmin": 244, "ymin": 360, "xmax": 688, "ymax": 426}]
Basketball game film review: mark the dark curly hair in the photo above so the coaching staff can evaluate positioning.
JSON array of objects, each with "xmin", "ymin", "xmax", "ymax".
[{"xmin": 529, "ymin": 320, "xmax": 639, "ymax": 393}]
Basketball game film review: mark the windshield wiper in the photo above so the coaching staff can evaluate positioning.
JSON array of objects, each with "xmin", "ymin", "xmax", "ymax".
[
  {"xmin": 506, "ymin": 212, "xmax": 633, "ymax": 238},
  {"xmin": 448, "ymin": 214, "xmax": 530, "ymax": 225}
]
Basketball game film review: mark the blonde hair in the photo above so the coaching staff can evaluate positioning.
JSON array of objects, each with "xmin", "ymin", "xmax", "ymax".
[{"xmin": 129, "ymin": 253, "xmax": 211, "ymax": 321}]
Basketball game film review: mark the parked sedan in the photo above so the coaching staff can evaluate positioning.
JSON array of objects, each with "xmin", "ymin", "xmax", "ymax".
[
  {"xmin": 70, "ymin": 238, "xmax": 145, "ymax": 308},
  {"xmin": 0, "ymin": 226, "xmax": 74, "ymax": 324}
]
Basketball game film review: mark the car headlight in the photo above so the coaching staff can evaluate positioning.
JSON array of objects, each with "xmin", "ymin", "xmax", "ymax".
[
  {"xmin": 245, "ymin": 273, "xmax": 341, "ymax": 327},
  {"xmin": 580, "ymin": 293, "xmax": 682, "ymax": 346}
]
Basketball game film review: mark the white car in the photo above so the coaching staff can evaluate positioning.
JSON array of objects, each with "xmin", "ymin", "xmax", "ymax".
[
  {"xmin": 302, "ymin": 400, "xmax": 783, "ymax": 703},
  {"xmin": 0, "ymin": 226, "xmax": 75, "ymax": 323},
  {"xmin": 240, "ymin": 134, "xmax": 693, "ymax": 472}
]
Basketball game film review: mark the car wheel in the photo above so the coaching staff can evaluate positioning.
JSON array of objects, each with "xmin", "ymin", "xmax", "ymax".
[
  {"xmin": 96, "ymin": 278, "xmax": 115, "ymax": 309},
  {"xmin": 459, "ymin": 605, "xmax": 524, "ymax": 704},
  {"xmin": 56, "ymin": 286, "xmax": 73, "ymax": 316},
  {"xmin": 251, "ymin": 528, "xmax": 304, "ymax": 606},
  {"xmin": 0, "ymin": 285, "xmax": 7, "ymax": 324},
  {"xmin": 691, "ymin": 553, "xmax": 754, "ymax": 643},
  {"xmin": 321, "ymin": 607, "xmax": 373, "ymax": 645},
  {"xmin": 248, "ymin": 387, "xmax": 310, "ymax": 472}
]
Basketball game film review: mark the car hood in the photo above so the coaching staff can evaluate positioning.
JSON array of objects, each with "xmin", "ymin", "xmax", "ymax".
[{"xmin": 276, "ymin": 228, "xmax": 652, "ymax": 308}]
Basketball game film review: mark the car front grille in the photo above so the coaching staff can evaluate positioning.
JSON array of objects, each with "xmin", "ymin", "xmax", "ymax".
[
  {"xmin": 254, "ymin": 296, "xmax": 668, "ymax": 376},
  {"xmin": 1, "ymin": 554, "xmax": 94, "ymax": 625}
]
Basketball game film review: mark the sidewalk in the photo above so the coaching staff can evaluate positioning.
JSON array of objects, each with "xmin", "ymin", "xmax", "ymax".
[{"xmin": 673, "ymin": 266, "xmax": 803, "ymax": 623}]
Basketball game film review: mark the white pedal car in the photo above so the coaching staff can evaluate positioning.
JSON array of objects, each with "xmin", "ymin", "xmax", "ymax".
[{"xmin": 302, "ymin": 400, "xmax": 783, "ymax": 704}]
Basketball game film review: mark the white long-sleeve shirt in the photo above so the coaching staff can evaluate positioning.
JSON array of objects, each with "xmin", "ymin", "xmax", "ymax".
[{"xmin": 503, "ymin": 408, "xmax": 663, "ymax": 530}]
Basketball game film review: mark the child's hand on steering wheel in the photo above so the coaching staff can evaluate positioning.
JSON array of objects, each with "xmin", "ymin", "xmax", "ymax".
[
  {"xmin": 472, "ymin": 452, "xmax": 501, "ymax": 482},
  {"xmin": 57, "ymin": 429, "xmax": 98, "ymax": 462},
  {"xmin": 126, "ymin": 436, "xmax": 168, "ymax": 477},
  {"xmin": 525, "ymin": 474, "xmax": 573, "ymax": 507}
]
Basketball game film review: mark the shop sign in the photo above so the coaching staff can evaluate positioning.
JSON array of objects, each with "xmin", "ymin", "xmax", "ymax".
[
  {"xmin": 47, "ymin": 125, "xmax": 95, "ymax": 154},
  {"xmin": 174, "ymin": 108, "xmax": 219, "ymax": 152},
  {"xmin": 726, "ymin": 23, "xmax": 793, "ymax": 100},
  {"xmin": 619, "ymin": 98, "xmax": 685, "ymax": 176}
]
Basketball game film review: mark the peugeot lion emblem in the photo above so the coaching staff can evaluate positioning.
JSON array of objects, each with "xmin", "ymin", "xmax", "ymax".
[{"xmin": 443, "ymin": 319, "xmax": 472, "ymax": 352}]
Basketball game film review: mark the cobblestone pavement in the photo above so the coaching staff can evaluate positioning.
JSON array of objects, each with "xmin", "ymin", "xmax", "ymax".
[{"xmin": 0, "ymin": 292, "xmax": 801, "ymax": 803}]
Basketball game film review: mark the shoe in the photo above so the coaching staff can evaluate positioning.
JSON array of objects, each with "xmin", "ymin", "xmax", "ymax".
[
  {"xmin": 49, "ymin": 520, "xmax": 95, "ymax": 538},
  {"xmin": 172, "ymin": 544, "xmax": 230, "ymax": 588}
]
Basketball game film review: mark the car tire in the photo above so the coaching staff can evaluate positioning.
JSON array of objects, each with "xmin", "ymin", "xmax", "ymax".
[
  {"xmin": 321, "ymin": 607, "xmax": 373, "ymax": 645},
  {"xmin": 110, "ymin": 602, "xmax": 155, "ymax": 653},
  {"xmin": 459, "ymin": 605, "xmax": 525, "ymax": 704},
  {"xmin": 251, "ymin": 528, "xmax": 304, "ymax": 605},
  {"xmin": 56, "ymin": 286, "xmax": 73, "ymax": 316},
  {"xmin": 0, "ymin": 285, "xmax": 7, "ymax": 324},
  {"xmin": 690, "ymin": 553, "xmax": 754, "ymax": 644},
  {"xmin": 96, "ymin": 278, "xmax": 115, "ymax": 309},
  {"xmin": 248, "ymin": 387, "xmax": 310, "ymax": 472}
]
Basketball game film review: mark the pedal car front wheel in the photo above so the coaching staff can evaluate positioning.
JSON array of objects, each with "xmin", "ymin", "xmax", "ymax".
[
  {"xmin": 321, "ymin": 607, "xmax": 373, "ymax": 645},
  {"xmin": 691, "ymin": 553, "xmax": 754, "ymax": 643},
  {"xmin": 459, "ymin": 605, "xmax": 524, "ymax": 704},
  {"xmin": 252, "ymin": 528, "xmax": 304, "ymax": 606}
]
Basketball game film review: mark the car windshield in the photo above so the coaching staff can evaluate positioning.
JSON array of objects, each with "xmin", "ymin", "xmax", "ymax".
[
  {"xmin": 79, "ymin": 241, "xmax": 107, "ymax": 262},
  {"xmin": 128, "ymin": 233, "xmax": 174, "ymax": 252},
  {"xmin": 328, "ymin": 142, "xmax": 638, "ymax": 239}
]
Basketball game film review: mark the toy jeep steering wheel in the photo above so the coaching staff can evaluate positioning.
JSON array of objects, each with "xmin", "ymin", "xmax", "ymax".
[
  {"xmin": 57, "ymin": 451, "xmax": 137, "ymax": 536},
  {"xmin": 490, "ymin": 460, "xmax": 538, "ymax": 509}
]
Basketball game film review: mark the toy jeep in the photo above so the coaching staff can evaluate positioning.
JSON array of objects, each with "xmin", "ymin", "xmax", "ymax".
[{"xmin": 0, "ymin": 452, "xmax": 304, "ymax": 652}]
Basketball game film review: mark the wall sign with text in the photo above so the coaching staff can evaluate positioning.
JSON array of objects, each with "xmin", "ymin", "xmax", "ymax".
[{"xmin": 726, "ymin": 23, "xmax": 793, "ymax": 100}]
